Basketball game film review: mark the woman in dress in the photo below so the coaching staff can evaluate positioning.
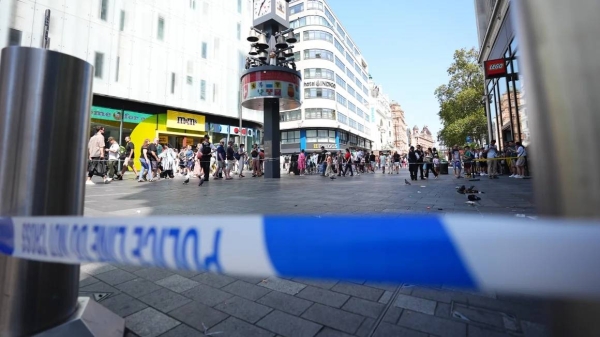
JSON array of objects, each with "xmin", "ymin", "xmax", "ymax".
[{"xmin": 297, "ymin": 149, "xmax": 306, "ymax": 176}]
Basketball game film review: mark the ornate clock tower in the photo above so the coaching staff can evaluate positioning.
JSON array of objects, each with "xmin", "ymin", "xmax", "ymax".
[{"xmin": 241, "ymin": 0, "xmax": 301, "ymax": 178}]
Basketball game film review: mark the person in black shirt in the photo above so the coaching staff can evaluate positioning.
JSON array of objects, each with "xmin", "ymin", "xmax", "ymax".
[
  {"xmin": 369, "ymin": 152, "xmax": 376, "ymax": 173},
  {"xmin": 408, "ymin": 146, "xmax": 418, "ymax": 181},
  {"xmin": 199, "ymin": 135, "xmax": 214, "ymax": 183},
  {"xmin": 119, "ymin": 136, "xmax": 138, "ymax": 179},
  {"xmin": 225, "ymin": 140, "xmax": 235, "ymax": 180},
  {"xmin": 393, "ymin": 151, "xmax": 401, "ymax": 174},
  {"xmin": 415, "ymin": 145, "xmax": 425, "ymax": 180},
  {"xmin": 317, "ymin": 146, "xmax": 327, "ymax": 176},
  {"xmin": 147, "ymin": 138, "xmax": 160, "ymax": 181}
]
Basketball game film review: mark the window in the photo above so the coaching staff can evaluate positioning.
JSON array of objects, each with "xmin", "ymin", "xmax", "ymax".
[
  {"xmin": 336, "ymin": 93, "xmax": 347, "ymax": 107},
  {"xmin": 334, "ymin": 39, "xmax": 344, "ymax": 54},
  {"xmin": 303, "ymin": 30, "xmax": 333, "ymax": 43},
  {"xmin": 213, "ymin": 83, "xmax": 217, "ymax": 102},
  {"xmin": 324, "ymin": 7, "xmax": 335, "ymax": 25},
  {"xmin": 355, "ymin": 77, "xmax": 362, "ymax": 88},
  {"xmin": 346, "ymin": 68, "xmax": 355, "ymax": 82},
  {"xmin": 335, "ymin": 56, "xmax": 345, "ymax": 71},
  {"xmin": 354, "ymin": 47, "xmax": 359, "ymax": 57},
  {"xmin": 290, "ymin": 15, "xmax": 332, "ymax": 29},
  {"xmin": 187, "ymin": 76, "xmax": 193, "ymax": 85},
  {"xmin": 362, "ymin": 85, "xmax": 368, "ymax": 95},
  {"xmin": 293, "ymin": 51, "xmax": 301, "ymax": 60},
  {"xmin": 347, "ymin": 85, "xmax": 356, "ymax": 98},
  {"xmin": 349, "ymin": 118, "xmax": 357, "ymax": 129},
  {"xmin": 237, "ymin": 0, "xmax": 242, "ymax": 13},
  {"xmin": 304, "ymin": 68, "xmax": 334, "ymax": 80},
  {"xmin": 157, "ymin": 16, "xmax": 165, "ymax": 40},
  {"xmin": 281, "ymin": 131, "xmax": 301, "ymax": 143},
  {"xmin": 171, "ymin": 73, "xmax": 176, "ymax": 94},
  {"xmin": 336, "ymin": 23, "xmax": 345, "ymax": 40},
  {"xmin": 100, "ymin": 0, "xmax": 108, "ymax": 21},
  {"xmin": 354, "ymin": 62, "xmax": 361, "ymax": 73},
  {"xmin": 348, "ymin": 101, "xmax": 356, "ymax": 113},
  {"xmin": 306, "ymin": 130, "xmax": 317, "ymax": 143},
  {"xmin": 237, "ymin": 23, "xmax": 241, "ymax": 40},
  {"xmin": 307, "ymin": 0, "xmax": 324, "ymax": 11},
  {"xmin": 290, "ymin": 3, "xmax": 304, "ymax": 14},
  {"xmin": 338, "ymin": 113, "xmax": 348, "ymax": 125},
  {"xmin": 119, "ymin": 10, "xmax": 125, "ymax": 31},
  {"xmin": 362, "ymin": 72, "xmax": 368, "ymax": 82},
  {"xmin": 307, "ymin": 130, "xmax": 334, "ymax": 143},
  {"xmin": 357, "ymin": 108, "xmax": 366, "ymax": 120},
  {"xmin": 349, "ymin": 134, "xmax": 358, "ymax": 145},
  {"xmin": 303, "ymin": 49, "xmax": 333, "ymax": 61},
  {"xmin": 358, "ymin": 123, "xmax": 364, "ymax": 132},
  {"xmin": 115, "ymin": 56, "xmax": 120, "ymax": 82},
  {"xmin": 305, "ymin": 108, "xmax": 335, "ymax": 120},
  {"xmin": 346, "ymin": 51, "xmax": 354, "ymax": 64},
  {"xmin": 201, "ymin": 42, "xmax": 208, "ymax": 58},
  {"xmin": 8, "ymin": 29, "xmax": 21, "ymax": 46},
  {"xmin": 335, "ymin": 74, "xmax": 346, "ymax": 90},
  {"xmin": 294, "ymin": 32, "xmax": 300, "ymax": 42},
  {"xmin": 94, "ymin": 52, "xmax": 104, "ymax": 78},
  {"xmin": 280, "ymin": 110, "xmax": 302, "ymax": 122},
  {"xmin": 346, "ymin": 38, "xmax": 354, "ymax": 52},
  {"xmin": 200, "ymin": 80, "xmax": 206, "ymax": 100},
  {"xmin": 304, "ymin": 88, "xmax": 335, "ymax": 100},
  {"xmin": 190, "ymin": 0, "xmax": 196, "ymax": 9}
]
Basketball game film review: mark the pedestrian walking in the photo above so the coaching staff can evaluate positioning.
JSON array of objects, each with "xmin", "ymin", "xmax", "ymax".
[
  {"xmin": 199, "ymin": 135, "xmax": 215, "ymax": 183},
  {"xmin": 424, "ymin": 148, "xmax": 438, "ymax": 179},
  {"xmin": 237, "ymin": 143, "xmax": 247, "ymax": 178},
  {"xmin": 106, "ymin": 136, "xmax": 120, "ymax": 182},
  {"xmin": 408, "ymin": 146, "xmax": 418, "ymax": 181},
  {"xmin": 158, "ymin": 143, "xmax": 176, "ymax": 178},
  {"xmin": 138, "ymin": 139, "xmax": 151, "ymax": 182},
  {"xmin": 86, "ymin": 126, "xmax": 110, "ymax": 185},
  {"xmin": 416, "ymin": 145, "xmax": 425, "ymax": 180},
  {"xmin": 451, "ymin": 145, "xmax": 462, "ymax": 179},
  {"xmin": 486, "ymin": 140, "xmax": 499, "ymax": 179},
  {"xmin": 147, "ymin": 138, "xmax": 160, "ymax": 181},
  {"xmin": 515, "ymin": 141, "xmax": 527, "ymax": 178},
  {"xmin": 393, "ymin": 151, "xmax": 400, "ymax": 174},
  {"xmin": 342, "ymin": 148, "xmax": 354, "ymax": 177},
  {"xmin": 298, "ymin": 149, "xmax": 306, "ymax": 175},
  {"xmin": 317, "ymin": 146, "xmax": 327, "ymax": 176},
  {"xmin": 225, "ymin": 140, "xmax": 235, "ymax": 180}
]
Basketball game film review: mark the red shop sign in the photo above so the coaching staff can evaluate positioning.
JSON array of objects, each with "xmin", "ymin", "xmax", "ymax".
[{"xmin": 484, "ymin": 58, "xmax": 507, "ymax": 79}]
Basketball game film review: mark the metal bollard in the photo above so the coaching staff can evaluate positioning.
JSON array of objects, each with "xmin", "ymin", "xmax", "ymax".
[
  {"xmin": 0, "ymin": 47, "xmax": 123, "ymax": 336},
  {"xmin": 515, "ymin": 0, "xmax": 600, "ymax": 336}
]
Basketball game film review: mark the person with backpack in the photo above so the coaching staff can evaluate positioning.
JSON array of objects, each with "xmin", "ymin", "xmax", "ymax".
[
  {"xmin": 198, "ymin": 135, "xmax": 215, "ymax": 183},
  {"xmin": 118, "ymin": 136, "xmax": 137, "ymax": 180},
  {"xmin": 235, "ymin": 144, "xmax": 247, "ymax": 178},
  {"xmin": 463, "ymin": 145, "xmax": 475, "ymax": 178}
]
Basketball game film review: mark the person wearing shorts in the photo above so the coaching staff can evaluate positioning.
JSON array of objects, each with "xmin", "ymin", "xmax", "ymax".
[
  {"xmin": 185, "ymin": 145, "xmax": 194, "ymax": 174},
  {"xmin": 451, "ymin": 145, "xmax": 462, "ymax": 178},
  {"xmin": 393, "ymin": 151, "xmax": 400, "ymax": 174},
  {"xmin": 515, "ymin": 141, "xmax": 527, "ymax": 178},
  {"xmin": 119, "ymin": 136, "xmax": 138, "ymax": 179}
]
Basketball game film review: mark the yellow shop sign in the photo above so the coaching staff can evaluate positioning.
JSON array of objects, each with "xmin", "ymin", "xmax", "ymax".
[{"xmin": 166, "ymin": 110, "xmax": 205, "ymax": 132}]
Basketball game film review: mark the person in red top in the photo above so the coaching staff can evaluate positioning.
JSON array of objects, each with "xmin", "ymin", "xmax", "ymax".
[{"xmin": 342, "ymin": 148, "xmax": 354, "ymax": 177}]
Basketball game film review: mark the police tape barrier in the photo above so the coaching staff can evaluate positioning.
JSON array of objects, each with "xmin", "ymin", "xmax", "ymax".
[{"xmin": 1, "ymin": 215, "xmax": 599, "ymax": 299}]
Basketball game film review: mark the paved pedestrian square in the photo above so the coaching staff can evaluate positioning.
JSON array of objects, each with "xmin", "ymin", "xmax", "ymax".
[{"xmin": 82, "ymin": 170, "xmax": 549, "ymax": 336}]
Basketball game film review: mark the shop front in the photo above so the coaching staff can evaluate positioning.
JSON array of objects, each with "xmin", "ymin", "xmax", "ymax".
[{"xmin": 90, "ymin": 106, "xmax": 152, "ymax": 150}]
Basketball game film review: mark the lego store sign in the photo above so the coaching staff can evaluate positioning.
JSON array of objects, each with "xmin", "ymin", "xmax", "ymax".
[{"xmin": 484, "ymin": 58, "xmax": 507, "ymax": 79}]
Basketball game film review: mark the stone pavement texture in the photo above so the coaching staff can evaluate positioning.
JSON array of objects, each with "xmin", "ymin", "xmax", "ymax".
[{"xmin": 81, "ymin": 169, "xmax": 549, "ymax": 337}]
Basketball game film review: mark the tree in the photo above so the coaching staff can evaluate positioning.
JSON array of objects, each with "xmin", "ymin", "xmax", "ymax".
[{"xmin": 435, "ymin": 48, "xmax": 488, "ymax": 147}]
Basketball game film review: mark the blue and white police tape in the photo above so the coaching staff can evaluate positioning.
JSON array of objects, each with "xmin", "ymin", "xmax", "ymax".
[{"xmin": 1, "ymin": 215, "xmax": 599, "ymax": 299}]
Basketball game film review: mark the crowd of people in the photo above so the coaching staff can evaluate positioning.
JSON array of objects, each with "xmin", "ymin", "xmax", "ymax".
[{"xmin": 86, "ymin": 126, "xmax": 528, "ymax": 185}]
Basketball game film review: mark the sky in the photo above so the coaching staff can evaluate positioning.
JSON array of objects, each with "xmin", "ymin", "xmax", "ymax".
[{"xmin": 324, "ymin": 0, "xmax": 479, "ymax": 141}]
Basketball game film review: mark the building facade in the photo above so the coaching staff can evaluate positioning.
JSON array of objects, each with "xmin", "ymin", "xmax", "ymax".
[
  {"xmin": 475, "ymin": 0, "xmax": 530, "ymax": 150},
  {"xmin": 1, "ymin": 0, "xmax": 263, "ymax": 161},
  {"xmin": 410, "ymin": 126, "xmax": 435, "ymax": 150},
  {"xmin": 390, "ymin": 101, "xmax": 408, "ymax": 154},
  {"xmin": 368, "ymin": 80, "xmax": 394, "ymax": 152},
  {"xmin": 279, "ymin": 0, "xmax": 375, "ymax": 154}
]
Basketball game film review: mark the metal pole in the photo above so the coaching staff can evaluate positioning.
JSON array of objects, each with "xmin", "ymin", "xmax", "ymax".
[
  {"xmin": 514, "ymin": 0, "xmax": 600, "ymax": 335},
  {"xmin": 0, "ymin": 46, "xmax": 123, "ymax": 336}
]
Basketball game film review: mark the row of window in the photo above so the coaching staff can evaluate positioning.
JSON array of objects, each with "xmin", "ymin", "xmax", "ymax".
[
  {"xmin": 304, "ymin": 88, "xmax": 335, "ymax": 100},
  {"xmin": 303, "ymin": 49, "xmax": 334, "ymax": 61},
  {"xmin": 290, "ymin": 15, "xmax": 332, "ymax": 29},
  {"xmin": 307, "ymin": 129, "xmax": 336, "ymax": 143},
  {"xmin": 303, "ymin": 30, "xmax": 333, "ymax": 43},
  {"xmin": 280, "ymin": 108, "xmax": 336, "ymax": 121},
  {"xmin": 282, "ymin": 128, "xmax": 370, "ymax": 146},
  {"xmin": 304, "ymin": 68, "xmax": 335, "ymax": 80}
]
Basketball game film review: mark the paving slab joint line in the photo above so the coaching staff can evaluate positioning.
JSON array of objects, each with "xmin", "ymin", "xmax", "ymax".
[{"xmin": 366, "ymin": 284, "xmax": 402, "ymax": 337}]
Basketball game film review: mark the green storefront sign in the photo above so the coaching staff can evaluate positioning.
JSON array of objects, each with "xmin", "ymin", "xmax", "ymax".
[{"xmin": 91, "ymin": 106, "xmax": 151, "ymax": 124}]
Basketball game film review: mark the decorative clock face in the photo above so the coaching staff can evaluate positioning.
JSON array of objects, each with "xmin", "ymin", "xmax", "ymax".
[
  {"xmin": 254, "ymin": 0, "xmax": 272, "ymax": 18},
  {"xmin": 275, "ymin": 0, "xmax": 286, "ymax": 19}
]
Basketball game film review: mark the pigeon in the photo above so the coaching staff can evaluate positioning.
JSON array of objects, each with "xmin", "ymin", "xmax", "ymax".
[
  {"xmin": 457, "ymin": 185, "xmax": 466, "ymax": 194},
  {"xmin": 330, "ymin": 176, "xmax": 336, "ymax": 180},
  {"xmin": 183, "ymin": 175, "xmax": 190, "ymax": 184},
  {"xmin": 405, "ymin": 179, "xmax": 411, "ymax": 185},
  {"xmin": 198, "ymin": 176, "xmax": 204, "ymax": 186},
  {"xmin": 467, "ymin": 194, "xmax": 481, "ymax": 201}
]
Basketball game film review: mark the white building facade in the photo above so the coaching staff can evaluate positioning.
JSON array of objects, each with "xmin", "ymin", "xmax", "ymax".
[
  {"xmin": 368, "ymin": 80, "xmax": 394, "ymax": 152},
  {"xmin": 279, "ymin": 0, "xmax": 375, "ymax": 154},
  {"xmin": 1, "ymin": 0, "xmax": 263, "ymax": 152}
]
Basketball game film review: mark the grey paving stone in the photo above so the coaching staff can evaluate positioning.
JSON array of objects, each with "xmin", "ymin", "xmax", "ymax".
[
  {"xmin": 452, "ymin": 303, "xmax": 504, "ymax": 329},
  {"xmin": 378, "ymin": 291, "xmax": 393, "ymax": 304},
  {"xmin": 134, "ymin": 268, "xmax": 175, "ymax": 282},
  {"xmin": 95, "ymin": 269, "xmax": 138, "ymax": 286},
  {"xmin": 117, "ymin": 264, "xmax": 144, "ymax": 273},
  {"xmin": 372, "ymin": 322, "xmax": 427, "ymax": 337},
  {"xmin": 192, "ymin": 273, "xmax": 236, "ymax": 288},
  {"xmin": 331, "ymin": 283, "xmax": 384, "ymax": 302},
  {"xmin": 181, "ymin": 283, "xmax": 234, "ymax": 307},
  {"xmin": 257, "ymin": 290, "xmax": 314, "ymax": 316},
  {"xmin": 100, "ymin": 293, "xmax": 148, "ymax": 317},
  {"xmin": 434, "ymin": 302, "xmax": 452, "ymax": 319},
  {"xmin": 411, "ymin": 286, "xmax": 469, "ymax": 304},
  {"xmin": 301, "ymin": 303, "xmax": 365, "ymax": 334},
  {"xmin": 158, "ymin": 324, "xmax": 203, "ymax": 337},
  {"xmin": 81, "ymin": 262, "xmax": 117, "ymax": 276},
  {"xmin": 397, "ymin": 310, "xmax": 467, "ymax": 337},
  {"xmin": 355, "ymin": 317, "xmax": 375, "ymax": 337},
  {"xmin": 117, "ymin": 278, "xmax": 162, "ymax": 298},
  {"xmin": 125, "ymin": 307, "xmax": 180, "ymax": 337},
  {"xmin": 297, "ymin": 286, "xmax": 350, "ymax": 308},
  {"xmin": 259, "ymin": 277, "xmax": 307, "ymax": 295},
  {"xmin": 521, "ymin": 320, "xmax": 550, "ymax": 337},
  {"xmin": 341, "ymin": 297, "xmax": 385, "ymax": 319},
  {"xmin": 79, "ymin": 281, "xmax": 121, "ymax": 299},
  {"xmin": 79, "ymin": 272, "xmax": 100, "ymax": 287},
  {"xmin": 139, "ymin": 288, "xmax": 192, "ymax": 313},
  {"xmin": 466, "ymin": 294, "xmax": 550, "ymax": 324},
  {"xmin": 393, "ymin": 294, "xmax": 436, "ymax": 315},
  {"xmin": 468, "ymin": 325, "xmax": 514, "ymax": 337},
  {"xmin": 155, "ymin": 275, "xmax": 199, "ymax": 293},
  {"xmin": 215, "ymin": 296, "xmax": 273, "ymax": 323},
  {"xmin": 382, "ymin": 306, "xmax": 403, "ymax": 324},
  {"xmin": 234, "ymin": 275, "xmax": 268, "ymax": 284},
  {"xmin": 172, "ymin": 270, "xmax": 202, "ymax": 278},
  {"xmin": 257, "ymin": 310, "xmax": 323, "ymax": 337},
  {"xmin": 169, "ymin": 301, "xmax": 229, "ymax": 330},
  {"xmin": 210, "ymin": 317, "xmax": 275, "ymax": 337},
  {"xmin": 315, "ymin": 328, "xmax": 354, "ymax": 337},
  {"xmin": 293, "ymin": 278, "xmax": 338, "ymax": 290},
  {"xmin": 222, "ymin": 280, "xmax": 271, "ymax": 301}
]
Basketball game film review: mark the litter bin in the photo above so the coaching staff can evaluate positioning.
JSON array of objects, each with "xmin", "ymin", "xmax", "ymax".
[{"xmin": 440, "ymin": 161, "xmax": 449, "ymax": 175}]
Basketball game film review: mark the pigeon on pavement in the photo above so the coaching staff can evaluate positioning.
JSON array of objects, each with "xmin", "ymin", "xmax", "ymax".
[
  {"xmin": 405, "ymin": 179, "xmax": 411, "ymax": 185},
  {"xmin": 183, "ymin": 175, "xmax": 190, "ymax": 184},
  {"xmin": 198, "ymin": 176, "xmax": 204, "ymax": 186}
]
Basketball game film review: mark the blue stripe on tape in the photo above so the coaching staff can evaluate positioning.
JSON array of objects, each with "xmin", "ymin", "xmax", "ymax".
[
  {"xmin": 0, "ymin": 217, "xmax": 15, "ymax": 255},
  {"xmin": 264, "ymin": 216, "xmax": 476, "ymax": 287}
]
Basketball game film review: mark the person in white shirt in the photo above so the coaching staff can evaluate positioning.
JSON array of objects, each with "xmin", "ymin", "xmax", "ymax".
[
  {"xmin": 515, "ymin": 141, "xmax": 527, "ymax": 178},
  {"xmin": 380, "ymin": 153, "xmax": 387, "ymax": 174},
  {"xmin": 486, "ymin": 140, "xmax": 498, "ymax": 178},
  {"xmin": 107, "ymin": 136, "xmax": 120, "ymax": 181}
]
